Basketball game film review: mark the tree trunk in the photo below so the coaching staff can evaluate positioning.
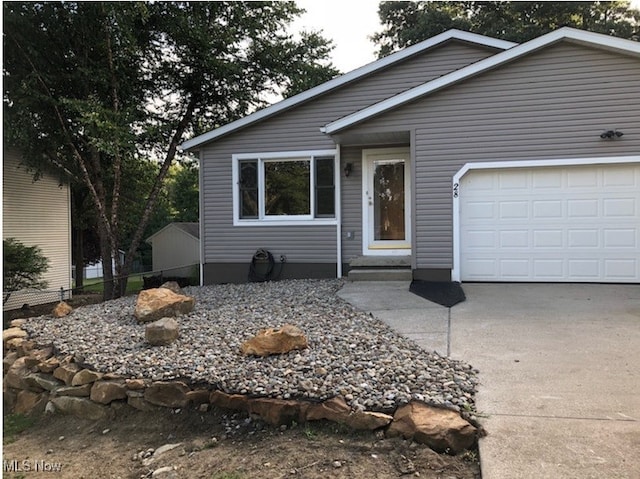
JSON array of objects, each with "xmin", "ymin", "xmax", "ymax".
[
  {"xmin": 73, "ymin": 227, "xmax": 84, "ymax": 292},
  {"xmin": 98, "ymin": 223, "xmax": 115, "ymax": 301}
]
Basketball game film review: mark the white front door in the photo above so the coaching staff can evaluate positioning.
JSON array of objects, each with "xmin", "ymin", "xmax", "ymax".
[{"xmin": 362, "ymin": 148, "xmax": 411, "ymax": 256}]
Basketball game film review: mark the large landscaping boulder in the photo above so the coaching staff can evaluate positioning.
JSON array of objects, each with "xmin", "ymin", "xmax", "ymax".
[
  {"xmin": 134, "ymin": 288, "xmax": 195, "ymax": 323},
  {"xmin": 52, "ymin": 301, "xmax": 73, "ymax": 318},
  {"xmin": 145, "ymin": 318, "xmax": 179, "ymax": 346},
  {"xmin": 144, "ymin": 381, "xmax": 190, "ymax": 408},
  {"xmin": 240, "ymin": 324, "xmax": 308, "ymax": 357},
  {"xmin": 386, "ymin": 401, "xmax": 477, "ymax": 453},
  {"xmin": 50, "ymin": 396, "xmax": 109, "ymax": 420}
]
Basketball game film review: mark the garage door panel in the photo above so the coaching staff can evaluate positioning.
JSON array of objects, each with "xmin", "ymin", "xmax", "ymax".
[
  {"xmin": 500, "ymin": 259, "xmax": 530, "ymax": 278},
  {"xmin": 460, "ymin": 163, "xmax": 640, "ymax": 283},
  {"xmin": 605, "ymin": 259, "xmax": 637, "ymax": 279},
  {"xmin": 603, "ymin": 166, "xmax": 637, "ymax": 186},
  {"xmin": 568, "ymin": 259, "xmax": 600, "ymax": 278},
  {"xmin": 533, "ymin": 200, "xmax": 563, "ymax": 218},
  {"xmin": 500, "ymin": 230, "xmax": 528, "ymax": 247},
  {"xmin": 499, "ymin": 171, "xmax": 528, "ymax": 189},
  {"xmin": 466, "ymin": 259, "xmax": 498, "ymax": 278},
  {"xmin": 567, "ymin": 169, "xmax": 598, "ymax": 187},
  {"xmin": 533, "ymin": 259, "xmax": 564, "ymax": 278},
  {"xmin": 532, "ymin": 170, "xmax": 562, "ymax": 188},
  {"xmin": 568, "ymin": 199, "xmax": 598, "ymax": 217},
  {"xmin": 500, "ymin": 201, "xmax": 528, "ymax": 219},
  {"xmin": 604, "ymin": 229, "xmax": 636, "ymax": 248},
  {"xmin": 604, "ymin": 198, "xmax": 635, "ymax": 217},
  {"xmin": 534, "ymin": 230, "xmax": 564, "ymax": 248},
  {"xmin": 568, "ymin": 230, "xmax": 599, "ymax": 247}
]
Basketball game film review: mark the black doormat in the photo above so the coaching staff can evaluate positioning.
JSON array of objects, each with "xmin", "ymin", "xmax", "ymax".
[{"xmin": 409, "ymin": 280, "xmax": 466, "ymax": 308}]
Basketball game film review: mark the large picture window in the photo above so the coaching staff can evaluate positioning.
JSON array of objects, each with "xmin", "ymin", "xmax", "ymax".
[{"xmin": 233, "ymin": 150, "xmax": 337, "ymax": 225}]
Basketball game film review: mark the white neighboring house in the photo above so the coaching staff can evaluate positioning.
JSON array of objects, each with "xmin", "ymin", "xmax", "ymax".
[
  {"xmin": 146, "ymin": 222, "xmax": 200, "ymax": 281},
  {"xmin": 79, "ymin": 250, "xmax": 126, "ymax": 279},
  {"xmin": 3, "ymin": 149, "xmax": 72, "ymax": 309}
]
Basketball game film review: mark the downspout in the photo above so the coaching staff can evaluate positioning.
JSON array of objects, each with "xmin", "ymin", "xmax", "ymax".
[
  {"xmin": 197, "ymin": 149, "xmax": 205, "ymax": 286},
  {"xmin": 335, "ymin": 143, "xmax": 342, "ymax": 278}
]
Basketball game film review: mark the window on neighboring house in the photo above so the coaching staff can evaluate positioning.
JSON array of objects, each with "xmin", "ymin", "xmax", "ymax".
[{"xmin": 234, "ymin": 151, "xmax": 336, "ymax": 224}]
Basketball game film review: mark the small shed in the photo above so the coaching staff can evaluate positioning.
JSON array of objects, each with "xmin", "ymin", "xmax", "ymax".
[{"xmin": 146, "ymin": 222, "xmax": 200, "ymax": 280}]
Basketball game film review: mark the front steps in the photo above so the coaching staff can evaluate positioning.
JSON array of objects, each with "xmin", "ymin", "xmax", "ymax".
[{"xmin": 347, "ymin": 256, "xmax": 412, "ymax": 281}]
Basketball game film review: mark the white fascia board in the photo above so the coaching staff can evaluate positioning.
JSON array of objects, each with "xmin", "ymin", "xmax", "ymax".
[
  {"xmin": 322, "ymin": 27, "xmax": 640, "ymax": 135},
  {"xmin": 180, "ymin": 30, "xmax": 516, "ymax": 152}
]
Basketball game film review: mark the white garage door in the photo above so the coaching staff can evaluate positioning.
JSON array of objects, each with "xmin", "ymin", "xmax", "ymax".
[{"xmin": 460, "ymin": 162, "xmax": 640, "ymax": 282}]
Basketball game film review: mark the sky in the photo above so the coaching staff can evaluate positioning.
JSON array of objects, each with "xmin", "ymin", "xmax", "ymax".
[{"xmin": 291, "ymin": 0, "xmax": 382, "ymax": 74}]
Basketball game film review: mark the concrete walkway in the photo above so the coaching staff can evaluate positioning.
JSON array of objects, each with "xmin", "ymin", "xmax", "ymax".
[{"xmin": 338, "ymin": 281, "xmax": 640, "ymax": 479}]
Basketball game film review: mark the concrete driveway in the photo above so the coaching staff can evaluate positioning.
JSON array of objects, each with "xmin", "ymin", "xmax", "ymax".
[{"xmin": 338, "ymin": 282, "xmax": 640, "ymax": 479}]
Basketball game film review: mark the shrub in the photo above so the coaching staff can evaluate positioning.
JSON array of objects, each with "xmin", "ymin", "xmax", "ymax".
[{"xmin": 3, "ymin": 238, "xmax": 50, "ymax": 291}]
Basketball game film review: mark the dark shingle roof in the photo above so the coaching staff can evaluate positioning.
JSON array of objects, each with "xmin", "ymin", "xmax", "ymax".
[{"xmin": 172, "ymin": 222, "xmax": 199, "ymax": 239}]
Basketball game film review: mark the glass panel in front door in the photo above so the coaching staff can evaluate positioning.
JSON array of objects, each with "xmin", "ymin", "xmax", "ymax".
[{"xmin": 373, "ymin": 160, "xmax": 405, "ymax": 241}]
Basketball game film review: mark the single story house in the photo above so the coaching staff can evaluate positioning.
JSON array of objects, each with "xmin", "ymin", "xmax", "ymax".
[
  {"xmin": 146, "ymin": 222, "xmax": 200, "ymax": 280},
  {"xmin": 182, "ymin": 27, "xmax": 640, "ymax": 284},
  {"xmin": 3, "ymin": 149, "xmax": 72, "ymax": 308}
]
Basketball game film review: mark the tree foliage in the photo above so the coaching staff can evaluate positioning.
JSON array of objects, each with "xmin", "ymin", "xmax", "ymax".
[
  {"xmin": 3, "ymin": 1, "xmax": 337, "ymax": 298},
  {"xmin": 168, "ymin": 162, "xmax": 200, "ymax": 223},
  {"xmin": 374, "ymin": 1, "xmax": 640, "ymax": 56},
  {"xmin": 3, "ymin": 238, "xmax": 50, "ymax": 292}
]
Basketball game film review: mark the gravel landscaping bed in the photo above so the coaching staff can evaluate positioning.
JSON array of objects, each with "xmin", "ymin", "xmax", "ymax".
[{"xmin": 22, "ymin": 280, "xmax": 478, "ymax": 415}]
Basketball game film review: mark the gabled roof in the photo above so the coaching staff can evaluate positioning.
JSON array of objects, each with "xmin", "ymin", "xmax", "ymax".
[
  {"xmin": 146, "ymin": 222, "xmax": 200, "ymax": 243},
  {"xmin": 180, "ymin": 30, "xmax": 516, "ymax": 151},
  {"xmin": 322, "ymin": 27, "xmax": 640, "ymax": 135}
]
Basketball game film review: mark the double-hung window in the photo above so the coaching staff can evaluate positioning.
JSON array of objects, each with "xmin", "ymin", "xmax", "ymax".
[{"xmin": 233, "ymin": 150, "xmax": 337, "ymax": 225}]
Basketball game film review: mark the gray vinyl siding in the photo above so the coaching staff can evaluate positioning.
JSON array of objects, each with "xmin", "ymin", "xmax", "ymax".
[
  {"xmin": 200, "ymin": 41, "xmax": 496, "ymax": 265},
  {"xmin": 341, "ymin": 42, "xmax": 640, "ymax": 270},
  {"xmin": 340, "ymin": 146, "xmax": 364, "ymax": 261}
]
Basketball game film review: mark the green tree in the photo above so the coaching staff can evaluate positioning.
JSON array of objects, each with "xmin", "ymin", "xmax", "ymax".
[
  {"xmin": 4, "ymin": 1, "xmax": 337, "ymax": 299},
  {"xmin": 169, "ymin": 162, "xmax": 200, "ymax": 223},
  {"xmin": 373, "ymin": 1, "xmax": 640, "ymax": 56},
  {"xmin": 3, "ymin": 239, "xmax": 50, "ymax": 301}
]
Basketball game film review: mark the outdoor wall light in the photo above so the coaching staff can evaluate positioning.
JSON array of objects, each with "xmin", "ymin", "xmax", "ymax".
[
  {"xmin": 600, "ymin": 129, "xmax": 624, "ymax": 139},
  {"xmin": 344, "ymin": 163, "xmax": 353, "ymax": 177}
]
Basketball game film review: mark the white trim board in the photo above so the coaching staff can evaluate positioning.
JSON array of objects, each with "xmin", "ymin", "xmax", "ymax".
[
  {"xmin": 451, "ymin": 155, "xmax": 640, "ymax": 282},
  {"xmin": 180, "ymin": 30, "xmax": 515, "ymax": 151},
  {"xmin": 322, "ymin": 27, "xmax": 640, "ymax": 135},
  {"xmin": 335, "ymin": 144, "xmax": 343, "ymax": 278}
]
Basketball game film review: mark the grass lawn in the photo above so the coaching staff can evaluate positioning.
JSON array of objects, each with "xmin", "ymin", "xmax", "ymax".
[{"xmin": 79, "ymin": 274, "xmax": 144, "ymax": 296}]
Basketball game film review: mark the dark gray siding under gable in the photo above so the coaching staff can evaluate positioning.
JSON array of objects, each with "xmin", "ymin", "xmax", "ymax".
[
  {"xmin": 341, "ymin": 42, "xmax": 640, "ymax": 274},
  {"xmin": 199, "ymin": 41, "xmax": 499, "ymax": 280}
]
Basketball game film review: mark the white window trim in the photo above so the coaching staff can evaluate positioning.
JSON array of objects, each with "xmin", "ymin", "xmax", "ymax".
[{"xmin": 232, "ymin": 149, "xmax": 338, "ymax": 226}]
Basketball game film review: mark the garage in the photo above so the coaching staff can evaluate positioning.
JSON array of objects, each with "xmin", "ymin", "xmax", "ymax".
[{"xmin": 458, "ymin": 160, "xmax": 640, "ymax": 283}]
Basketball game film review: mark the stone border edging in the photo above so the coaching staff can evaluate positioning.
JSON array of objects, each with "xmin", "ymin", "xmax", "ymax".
[{"xmin": 3, "ymin": 320, "xmax": 478, "ymax": 454}]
